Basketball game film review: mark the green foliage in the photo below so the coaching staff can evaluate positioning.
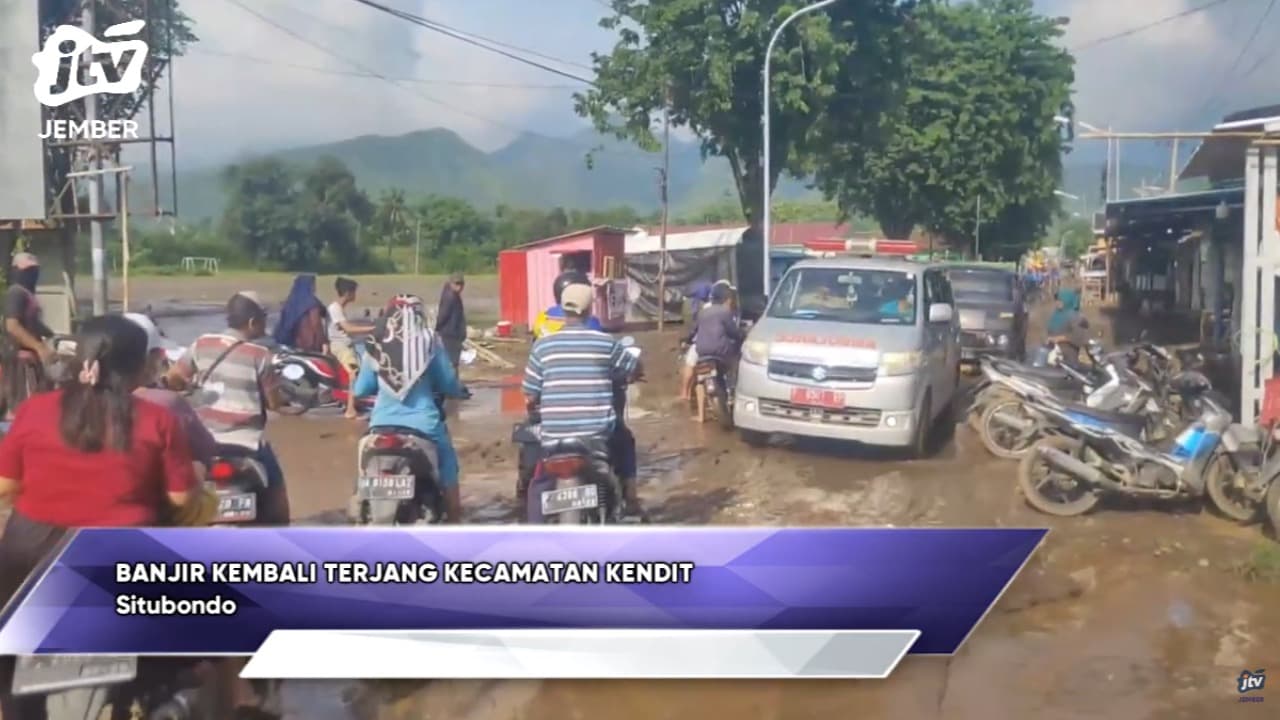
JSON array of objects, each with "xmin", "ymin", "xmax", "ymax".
[
  {"xmin": 1048, "ymin": 216, "xmax": 1094, "ymax": 258},
  {"xmin": 815, "ymin": 0, "xmax": 1074, "ymax": 259},
  {"xmin": 577, "ymin": 0, "xmax": 911, "ymax": 230}
]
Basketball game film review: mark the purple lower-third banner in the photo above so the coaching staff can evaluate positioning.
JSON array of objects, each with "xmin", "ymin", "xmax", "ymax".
[{"xmin": 0, "ymin": 527, "xmax": 1045, "ymax": 678}]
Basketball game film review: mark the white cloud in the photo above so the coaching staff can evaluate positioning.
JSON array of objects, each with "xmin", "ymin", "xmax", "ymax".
[
  {"xmin": 1052, "ymin": 0, "xmax": 1278, "ymax": 130},
  {"xmin": 128, "ymin": 0, "xmax": 599, "ymax": 168}
]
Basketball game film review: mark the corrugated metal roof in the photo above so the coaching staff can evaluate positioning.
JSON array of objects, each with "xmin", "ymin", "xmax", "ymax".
[{"xmin": 506, "ymin": 225, "xmax": 630, "ymax": 251}]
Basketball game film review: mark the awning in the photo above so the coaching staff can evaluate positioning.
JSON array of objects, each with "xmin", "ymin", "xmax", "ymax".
[
  {"xmin": 1180, "ymin": 104, "xmax": 1280, "ymax": 184},
  {"xmin": 1104, "ymin": 187, "xmax": 1243, "ymax": 241}
]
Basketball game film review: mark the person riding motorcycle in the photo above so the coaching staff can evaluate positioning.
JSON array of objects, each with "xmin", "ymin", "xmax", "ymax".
[
  {"xmin": 522, "ymin": 283, "xmax": 644, "ymax": 518},
  {"xmin": 0, "ymin": 314, "xmax": 215, "ymax": 720},
  {"xmin": 691, "ymin": 283, "xmax": 743, "ymax": 376},
  {"xmin": 0, "ymin": 253, "xmax": 55, "ymax": 418},
  {"xmin": 354, "ymin": 295, "xmax": 469, "ymax": 523},
  {"xmin": 126, "ymin": 313, "xmax": 217, "ymax": 466},
  {"xmin": 166, "ymin": 292, "xmax": 292, "ymax": 526},
  {"xmin": 534, "ymin": 269, "xmax": 603, "ymax": 338}
]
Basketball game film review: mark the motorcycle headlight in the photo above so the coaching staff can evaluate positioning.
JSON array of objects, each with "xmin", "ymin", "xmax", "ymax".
[
  {"xmin": 742, "ymin": 339, "xmax": 769, "ymax": 365},
  {"xmin": 996, "ymin": 333, "xmax": 1009, "ymax": 346},
  {"xmin": 880, "ymin": 351, "xmax": 923, "ymax": 376}
]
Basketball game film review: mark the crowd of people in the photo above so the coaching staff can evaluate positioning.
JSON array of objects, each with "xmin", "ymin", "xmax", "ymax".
[{"xmin": 0, "ymin": 249, "xmax": 755, "ymax": 713}]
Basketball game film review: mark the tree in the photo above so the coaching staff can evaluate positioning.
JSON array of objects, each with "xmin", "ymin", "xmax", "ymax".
[
  {"xmin": 415, "ymin": 196, "xmax": 495, "ymax": 271},
  {"xmin": 372, "ymin": 189, "xmax": 411, "ymax": 258},
  {"xmin": 220, "ymin": 156, "xmax": 373, "ymax": 271},
  {"xmin": 814, "ymin": 0, "xmax": 1073, "ymax": 255},
  {"xmin": 577, "ymin": 0, "xmax": 911, "ymax": 291}
]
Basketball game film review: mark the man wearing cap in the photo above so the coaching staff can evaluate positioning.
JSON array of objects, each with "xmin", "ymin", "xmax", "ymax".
[
  {"xmin": 1, "ymin": 252, "xmax": 54, "ymax": 416},
  {"xmin": 522, "ymin": 283, "xmax": 644, "ymax": 518},
  {"xmin": 435, "ymin": 272, "xmax": 467, "ymax": 371},
  {"xmin": 166, "ymin": 292, "xmax": 291, "ymax": 525}
]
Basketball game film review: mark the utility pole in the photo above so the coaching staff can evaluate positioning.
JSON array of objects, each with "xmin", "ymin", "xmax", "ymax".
[
  {"xmin": 974, "ymin": 196, "xmax": 982, "ymax": 260},
  {"xmin": 84, "ymin": 3, "xmax": 107, "ymax": 314},
  {"xmin": 1168, "ymin": 138, "xmax": 1180, "ymax": 193},
  {"xmin": 657, "ymin": 86, "xmax": 671, "ymax": 331},
  {"xmin": 414, "ymin": 218, "xmax": 422, "ymax": 274},
  {"xmin": 1113, "ymin": 129, "xmax": 1122, "ymax": 201}
]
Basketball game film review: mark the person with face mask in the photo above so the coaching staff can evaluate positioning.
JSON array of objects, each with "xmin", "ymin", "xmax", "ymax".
[{"xmin": 1, "ymin": 253, "xmax": 55, "ymax": 417}]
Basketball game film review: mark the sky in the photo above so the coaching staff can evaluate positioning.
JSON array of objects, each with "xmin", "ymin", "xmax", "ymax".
[{"xmin": 132, "ymin": 0, "xmax": 1279, "ymax": 169}]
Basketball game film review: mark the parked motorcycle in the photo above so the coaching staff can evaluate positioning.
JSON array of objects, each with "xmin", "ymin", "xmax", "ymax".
[
  {"xmin": 1015, "ymin": 371, "xmax": 1257, "ymax": 517},
  {"xmin": 977, "ymin": 345, "xmax": 1165, "ymax": 459},
  {"xmin": 522, "ymin": 338, "xmax": 642, "ymax": 525},
  {"xmin": 967, "ymin": 339, "xmax": 1108, "ymax": 430},
  {"xmin": 1206, "ymin": 424, "xmax": 1280, "ymax": 529}
]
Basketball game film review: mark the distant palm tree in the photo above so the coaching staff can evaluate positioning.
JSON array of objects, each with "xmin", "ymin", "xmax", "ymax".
[{"xmin": 376, "ymin": 189, "xmax": 409, "ymax": 261}]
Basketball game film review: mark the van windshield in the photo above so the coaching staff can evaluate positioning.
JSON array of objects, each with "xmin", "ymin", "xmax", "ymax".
[{"xmin": 767, "ymin": 268, "xmax": 917, "ymax": 325}]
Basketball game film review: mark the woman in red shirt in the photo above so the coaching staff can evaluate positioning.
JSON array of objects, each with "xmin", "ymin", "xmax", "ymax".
[{"xmin": 0, "ymin": 314, "xmax": 201, "ymax": 719}]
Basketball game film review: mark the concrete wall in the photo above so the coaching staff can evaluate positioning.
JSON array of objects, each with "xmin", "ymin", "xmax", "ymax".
[{"xmin": 0, "ymin": 0, "xmax": 46, "ymax": 220}]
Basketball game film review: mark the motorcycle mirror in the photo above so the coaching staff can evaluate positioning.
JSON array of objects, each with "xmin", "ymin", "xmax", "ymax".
[
  {"xmin": 280, "ymin": 364, "xmax": 305, "ymax": 382},
  {"xmin": 459, "ymin": 347, "xmax": 478, "ymax": 366},
  {"xmin": 619, "ymin": 336, "xmax": 637, "ymax": 348}
]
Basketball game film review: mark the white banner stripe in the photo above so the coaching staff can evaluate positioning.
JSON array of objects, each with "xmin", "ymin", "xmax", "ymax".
[{"xmin": 241, "ymin": 629, "xmax": 919, "ymax": 679}]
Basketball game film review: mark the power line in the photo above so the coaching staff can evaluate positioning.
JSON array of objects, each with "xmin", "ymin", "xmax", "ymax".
[
  {"xmin": 1196, "ymin": 0, "xmax": 1277, "ymax": 113},
  {"xmin": 343, "ymin": 0, "xmax": 596, "ymax": 84},
  {"xmin": 193, "ymin": 47, "xmax": 583, "ymax": 89},
  {"xmin": 1069, "ymin": 0, "xmax": 1237, "ymax": 51},
  {"xmin": 219, "ymin": 0, "xmax": 652, "ymax": 158}
]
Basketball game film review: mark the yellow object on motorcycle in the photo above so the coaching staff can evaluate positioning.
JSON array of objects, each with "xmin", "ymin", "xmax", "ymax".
[{"xmin": 167, "ymin": 485, "xmax": 219, "ymax": 527}]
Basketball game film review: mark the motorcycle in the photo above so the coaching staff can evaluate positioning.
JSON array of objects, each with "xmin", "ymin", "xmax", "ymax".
[
  {"xmin": 690, "ymin": 355, "xmax": 735, "ymax": 430},
  {"xmin": 1203, "ymin": 422, "xmax": 1279, "ymax": 529},
  {"xmin": 977, "ymin": 346, "xmax": 1165, "ymax": 459},
  {"xmin": 352, "ymin": 426, "xmax": 447, "ymax": 525},
  {"xmin": 1015, "ymin": 370, "xmax": 1256, "ymax": 517},
  {"xmin": 521, "ymin": 337, "xmax": 642, "ymax": 525},
  {"xmin": 206, "ymin": 446, "xmax": 272, "ymax": 525},
  {"xmin": 273, "ymin": 348, "xmax": 374, "ymax": 414},
  {"xmin": 967, "ymin": 339, "xmax": 1108, "ymax": 430},
  {"xmin": 10, "ymin": 655, "xmax": 211, "ymax": 720}
]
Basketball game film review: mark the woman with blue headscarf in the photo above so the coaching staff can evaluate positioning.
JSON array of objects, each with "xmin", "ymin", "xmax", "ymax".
[{"xmin": 273, "ymin": 274, "xmax": 327, "ymax": 351}]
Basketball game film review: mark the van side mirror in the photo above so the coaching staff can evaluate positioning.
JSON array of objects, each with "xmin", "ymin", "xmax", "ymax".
[{"xmin": 928, "ymin": 303, "xmax": 953, "ymax": 324}]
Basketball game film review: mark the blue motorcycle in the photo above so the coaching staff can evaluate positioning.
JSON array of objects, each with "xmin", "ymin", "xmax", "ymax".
[{"xmin": 1015, "ymin": 371, "xmax": 1260, "ymax": 517}]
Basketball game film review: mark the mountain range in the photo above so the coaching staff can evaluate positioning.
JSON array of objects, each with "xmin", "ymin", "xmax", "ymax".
[{"xmin": 146, "ymin": 127, "xmax": 1170, "ymax": 223}]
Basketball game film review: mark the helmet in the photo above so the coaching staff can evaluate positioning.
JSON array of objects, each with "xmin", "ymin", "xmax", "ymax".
[{"xmin": 553, "ymin": 270, "xmax": 589, "ymax": 305}]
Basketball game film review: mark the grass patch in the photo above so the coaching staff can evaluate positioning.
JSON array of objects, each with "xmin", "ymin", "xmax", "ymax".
[{"xmin": 1234, "ymin": 542, "xmax": 1280, "ymax": 583}]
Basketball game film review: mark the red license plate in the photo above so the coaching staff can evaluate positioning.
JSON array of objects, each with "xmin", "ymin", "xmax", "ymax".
[{"xmin": 790, "ymin": 388, "xmax": 846, "ymax": 408}]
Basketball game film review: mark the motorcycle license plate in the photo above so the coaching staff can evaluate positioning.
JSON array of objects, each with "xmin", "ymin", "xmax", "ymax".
[
  {"xmin": 12, "ymin": 655, "xmax": 137, "ymax": 696},
  {"xmin": 541, "ymin": 484, "xmax": 599, "ymax": 516},
  {"xmin": 790, "ymin": 387, "xmax": 845, "ymax": 409},
  {"xmin": 358, "ymin": 474, "xmax": 415, "ymax": 500},
  {"xmin": 214, "ymin": 491, "xmax": 257, "ymax": 523}
]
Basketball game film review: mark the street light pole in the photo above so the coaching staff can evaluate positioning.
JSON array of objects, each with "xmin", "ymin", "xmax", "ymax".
[{"xmin": 762, "ymin": 0, "xmax": 837, "ymax": 298}]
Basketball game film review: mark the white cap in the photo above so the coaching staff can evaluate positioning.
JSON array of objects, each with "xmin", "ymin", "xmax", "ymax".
[{"xmin": 124, "ymin": 312, "xmax": 163, "ymax": 352}]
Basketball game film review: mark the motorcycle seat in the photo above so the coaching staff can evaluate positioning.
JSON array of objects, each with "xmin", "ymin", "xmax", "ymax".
[
  {"xmin": 991, "ymin": 361, "xmax": 1077, "ymax": 387},
  {"xmin": 1060, "ymin": 402, "xmax": 1146, "ymax": 437},
  {"xmin": 542, "ymin": 436, "xmax": 610, "ymax": 462},
  {"xmin": 369, "ymin": 425, "xmax": 434, "ymax": 442},
  {"xmin": 212, "ymin": 444, "xmax": 257, "ymax": 458}
]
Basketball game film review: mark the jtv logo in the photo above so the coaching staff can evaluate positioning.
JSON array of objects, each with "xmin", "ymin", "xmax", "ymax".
[
  {"xmin": 1238, "ymin": 668, "xmax": 1265, "ymax": 703},
  {"xmin": 32, "ymin": 20, "xmax": 148, "ymax": 141}
]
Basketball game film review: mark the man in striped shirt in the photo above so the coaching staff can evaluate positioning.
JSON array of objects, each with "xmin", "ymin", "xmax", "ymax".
[{"xmin": 523, "ymin": 283, "xmax": 642, "ymax": 515}]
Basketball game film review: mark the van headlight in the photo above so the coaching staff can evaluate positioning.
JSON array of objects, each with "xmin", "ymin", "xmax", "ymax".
[
  {"xmin": 742, "ymin": 339, "xmax": 769, "ymax": 365},
  {"xmin": 880, "ymin": 351, "xmax": 923, "ymax": 376}
]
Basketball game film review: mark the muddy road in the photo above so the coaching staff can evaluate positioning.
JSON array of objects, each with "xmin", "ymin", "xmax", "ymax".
[{"xmin": 251, "ymin": 312, "xmax": 1280, "ymax": 719}]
